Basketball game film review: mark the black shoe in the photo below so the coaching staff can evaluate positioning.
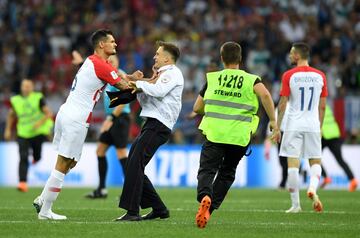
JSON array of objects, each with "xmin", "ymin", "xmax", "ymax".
[
  {"xmin": 85, "ymin": 189, "xmax": 108, "ymax": 199},
  {"xmin": 115, "ymin": 213, "xmax": 142, "ymax": 222},
  {"xmin": 142, "ymin": 209, "xmax": 170, "ymax": 220}
]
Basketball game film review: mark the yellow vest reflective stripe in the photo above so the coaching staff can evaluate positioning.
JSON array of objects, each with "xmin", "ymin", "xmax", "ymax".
[
  {"xmin": 204, "ymin": 111, "xmax": 252, "ymax": 122},
  {"xmin": 204, "ymin": 99, "xmax": 256, "ymax": 112},
  {"xmin": 199, "ymin": 69, "xmax": 260, "ymax": 146},
  {"xmin": 322, "ymin": 104, "xmax": 340, "ymax": 139},
  {"xmin": 10, "ymin": 92, "xmax": 53, "ymax": 138}
]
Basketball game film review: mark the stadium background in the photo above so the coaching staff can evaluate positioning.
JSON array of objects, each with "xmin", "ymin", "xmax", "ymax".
[{"xmin": 0, "ymin": 0, "xmax": 359, "ymax": 189}]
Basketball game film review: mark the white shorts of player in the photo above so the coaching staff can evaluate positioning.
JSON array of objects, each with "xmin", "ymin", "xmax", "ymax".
[
  {"xmin": 53, "ymin": 111, "xmax": 89, "ymax": 162},
  {"xmin": 279, "ymin": 131, "xmax": 322, "ymax": 159}
]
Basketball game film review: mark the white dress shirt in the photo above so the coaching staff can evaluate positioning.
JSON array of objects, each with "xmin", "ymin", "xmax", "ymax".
[{"xmin": 135, "ymin": 64, "xmax": 184, "ymax": 130}]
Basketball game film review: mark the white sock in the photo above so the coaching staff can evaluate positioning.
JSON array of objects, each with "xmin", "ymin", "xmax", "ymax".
[
  {"xmin": 287, "ymin": 168, "xmax": 300, "ymax": 208},
  {"xmin": 40, "ymin": 169, "xmax": 65, "ymax": 214},
  {"xmin": 309, "ymin": 164, "xmax": 322, "ymax": 192}
]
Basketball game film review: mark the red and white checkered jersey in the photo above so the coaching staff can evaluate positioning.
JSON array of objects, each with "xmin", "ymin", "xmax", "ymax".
[
  {"xmin": 280, "ymin": 66, "xmax": 327, "ymax": 132},
  {"xmin": 60, "ymin": 54, "xmax": 121, "ymax": 125}
]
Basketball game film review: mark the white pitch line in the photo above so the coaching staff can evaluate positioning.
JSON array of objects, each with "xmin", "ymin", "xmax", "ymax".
[
  {"xmin": 172, "ymin": 208, "xmax": 351, "ymax": 214},
  {"xmin": 0, "ymin": 220, "xmax": 352, "ymax": 227}
]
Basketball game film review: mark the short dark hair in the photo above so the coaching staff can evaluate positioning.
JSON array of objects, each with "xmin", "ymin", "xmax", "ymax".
[
  {"xmin": 91, "ymin": 29, "xmax": 114, "ymax": 49},
  {"xmin": 157, "ymin": 41, "xmax": 180, "ymax": 62},
  {"xmin": 220, "ymin": 42, "xmax": 242, "ymax": 65},
  {"xmin": 292, "ymin": 42, "xmax": 310, "ymax": 59}
]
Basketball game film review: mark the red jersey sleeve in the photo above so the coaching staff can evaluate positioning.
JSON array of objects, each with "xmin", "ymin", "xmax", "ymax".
[
  {"xmin": 280, "ymin": 71, "xmax": 291, "ymax": 96},
  {"xmin": 89, "ymin": 55, "xmax": 121, "ymax": 85},
  {"xmin": 320, "ymin": 72, "xmax": 328, "ymax": 97}
]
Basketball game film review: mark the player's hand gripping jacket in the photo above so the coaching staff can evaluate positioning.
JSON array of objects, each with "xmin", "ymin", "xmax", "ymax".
[{"xmin": 106, "ymin": 90, "xmax": 137, "ymax": 108}]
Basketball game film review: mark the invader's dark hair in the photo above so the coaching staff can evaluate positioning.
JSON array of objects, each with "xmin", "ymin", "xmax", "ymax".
[{"xmin": 156, "ymin": 41, "xmax": 180, "ymax": 62}]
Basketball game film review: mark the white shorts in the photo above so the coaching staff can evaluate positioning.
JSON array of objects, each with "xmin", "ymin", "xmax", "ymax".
[
  {"xmin": 279, "ymin": 131, "xmax": 322, "ymax": 159},
  {"xmin": 53, "ymin": 111, "xmax": 89, "ymax": 161}
]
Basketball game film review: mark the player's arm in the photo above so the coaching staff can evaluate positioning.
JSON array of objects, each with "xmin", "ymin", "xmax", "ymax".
[
  {"xmin": 112, "ymin": 104, "xmax": 125, "ymax": 117},
  {"xmin": 277, "ymin": 71, "xmax": 290, "ymax": 132},
  {"xmin": 4, "ymin": 107, "xmax": 16, "ymax": 141},
  {"xmin": 120, "ymin": 70, "xmax": 144, "ymax": 82},
  {"xmin": 72, "ymin": 50, "xmax": 84, "ymax": 65},
  {"xmin": 193, "ymin": 95, "xmax": 205, "ymax": 115},
  {"xmin": 277, "ymin": 96, "xmax": 288, "ymax": 131},
  {"xmin": 192, "ymin": 82, "xmax": 207, "ymax": 115},
  {"xmin": 319, "ymin": 73, "xmax": 328, "ymax": 128},
  {"xmin": 113, "ymin": 80, "xmax": 131, "ymax": 91},
  {"xmin": 319, "ymin": 97, "xmax": 326, "ymax": 128},
  {"xmin": 254, "ymin": 82, "xmax": 280, "ymax": 142},
  {"xmin": 101, "ymin": 104, "xmax": 125, "ymax": 133},
  {"xmin": 254, "ymin": 83, "xmax": 277, "ymax": 127},
  {"xmin": 105, "ymin": 104, "xmax": 125, "ymax": 123}
]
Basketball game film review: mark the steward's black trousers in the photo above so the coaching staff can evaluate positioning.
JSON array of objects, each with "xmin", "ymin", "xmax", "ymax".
[
  {"xmin": 321, "ymin": 138, "xmax": 354, "ymax": 180},
  {"xmin": 278, "ymin": 132, "xmax": 288, "ymax": 188},
  {"xmin": 17, "ymin": 135, "xmax": 46, "ymax": 182},
  {"xmin": 119, "ymin": 118, "xmax": 171, "ymax": 213},
  {"xmin": 197, "ymin": 138, "xmax": 248, "ymax": 211}
]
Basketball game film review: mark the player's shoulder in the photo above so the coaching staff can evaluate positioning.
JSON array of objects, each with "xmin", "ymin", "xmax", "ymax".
[
  {"xmin": 282, "ymin": 67, "xmax": 300, "ymax": 78},
  {"xmin": 88, "ymin": 54, "xmax": 115, "ymax": 70},
  {"xmin": 306, "ymin": 66, "xmax": 326, "ymax": 78},
  {"xmin": 88, "ymin": 54, "xmax": 106, "ymax": 66}
]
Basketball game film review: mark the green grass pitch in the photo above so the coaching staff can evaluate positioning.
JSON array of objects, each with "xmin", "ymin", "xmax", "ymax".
[{"xmin": 0, "ymin": 187, "xmax": 359, "ymax": 238}]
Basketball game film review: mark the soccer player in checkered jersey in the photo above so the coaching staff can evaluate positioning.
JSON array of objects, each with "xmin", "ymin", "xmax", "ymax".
[
  {"xmin": 278, "ymin": 42, "xmax": 327, "ymax": 213},
  {"xmin": 32, "ymin": 29, "xmax": 134, "ymax": 220}
]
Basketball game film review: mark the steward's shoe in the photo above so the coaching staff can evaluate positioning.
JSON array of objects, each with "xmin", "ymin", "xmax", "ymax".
[
  {"xmin": 33, "ymin": 196, "xmax": 43, "ymax": 213},
  {"xmin": 85, "ymin": 189, "xmax": 108, "ymax": 199},
  {"xmin": 349, "ymin": 179, "xmax": 358, "ymax": 192},
  {"xmin": 114, "ymin": 213, "xmax": 142, "ymax": 222},
  {"xmin": 142, "ymin": 209, "xmax": 170, "ymax": 220},
  {"xmin": 17, "ymin": 182, "xmax": 28, "ymax": 192},
  {"xmin": 195, "ymin": 195, "xmax": 211, "ymax": 229},
  {"xmin": 38, "ymin": 210, "xmax": 67, "ymax": 220},
  {"xmin": 320, "ymin": 177, "xmax": 332, "ymax": 189}
]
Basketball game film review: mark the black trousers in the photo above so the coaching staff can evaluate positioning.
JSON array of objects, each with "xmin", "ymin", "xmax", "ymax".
[
  {"xmin": 321, "ymin": 138, "xmax": 354, "ymax": 180},
  {"xmin": 119, "ymin": 118, "xmax": 171, "ymax": 213},
  {"xmin": 277, "ymin": 135, "xmax": 288, "ymax": 188},
  {"xmin": 197, "ymin": 138, "xmax": 248, "ymax": 211},
  {"xmin": 17, "ymin": 135, "xmax": 46, "ymax": 182}
]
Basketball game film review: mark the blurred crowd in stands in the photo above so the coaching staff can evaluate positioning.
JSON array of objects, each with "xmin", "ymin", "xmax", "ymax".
[{"xmin": 0, "ymin": 0, "xmax": 359, "ymax": 143}]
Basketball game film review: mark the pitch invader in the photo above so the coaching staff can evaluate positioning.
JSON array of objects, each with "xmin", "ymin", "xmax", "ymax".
[{"xmin": 278, "ymin": 42, "xmax": 327, "ymax": 213}]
